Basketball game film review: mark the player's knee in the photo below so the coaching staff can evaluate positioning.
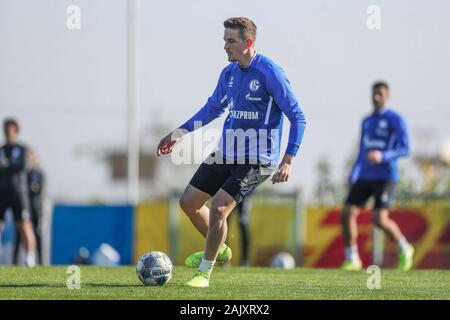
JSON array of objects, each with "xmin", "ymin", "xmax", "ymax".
[
  {"xmin": 341, "ymin": 205, "xmax": 354, "ymax": 223},
  {"xmin": 372, "ymin": 214, "xmax": 383, "ymax": 228},
  {"xmin": 373, "ymin": 212, "xmax": 390, "ymax": 228},
  {"xmin": 179, "ymin": 194, "xmax": 197, "ymax": 216},
  {"xmin": 210, "ymin": 205, "xmax": 229, "ymax": 222}
]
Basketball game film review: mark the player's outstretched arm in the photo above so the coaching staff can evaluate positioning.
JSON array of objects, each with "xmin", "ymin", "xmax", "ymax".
[{"xmin": 156, "ymin": 129, "xmax": 185, "ymax": 156}]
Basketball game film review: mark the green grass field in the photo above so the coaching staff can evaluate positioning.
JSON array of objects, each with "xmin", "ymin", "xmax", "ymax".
[{"xmin": 0, "ymin": 266, "xmax": 449, "ymax": 300}]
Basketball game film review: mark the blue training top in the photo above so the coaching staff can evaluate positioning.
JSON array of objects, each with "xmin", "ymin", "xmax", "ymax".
[
  {"xmin": 349, "ymin": 107, "xmax": 410, "ymax": 183},
  {"xmin": 179, "ymin": 52, "xmax": 306, "ymax": 166}
]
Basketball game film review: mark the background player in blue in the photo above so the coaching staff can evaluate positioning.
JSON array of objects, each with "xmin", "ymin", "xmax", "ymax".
[
  {"xmin": 341, "ymin": 82, "xmax": 414, "ymax": 271},
  {"xmin": 227, "ymin": 196, "xmax": 252, "ymax": 267},
  {"xmin": 0, "ymin": 118, "xmax": 37, "ymax": 267},
  {"xmin": 157, "ymin": 17, "xmax": 306, "ymax": 287}
]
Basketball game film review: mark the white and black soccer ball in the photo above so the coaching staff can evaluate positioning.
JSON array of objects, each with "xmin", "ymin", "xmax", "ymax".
[
  {"xmin": 270, "ymin": 252, "xmax": 296, "ymax": 269},
  {"xmin": 136, "ymin": 251, "xmax": 173, "ymax": 286}
]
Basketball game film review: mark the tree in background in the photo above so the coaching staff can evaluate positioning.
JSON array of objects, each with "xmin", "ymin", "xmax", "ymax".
[{"xmin": 313, "ymin": 156, "xmax": 340, "ymax": 206}]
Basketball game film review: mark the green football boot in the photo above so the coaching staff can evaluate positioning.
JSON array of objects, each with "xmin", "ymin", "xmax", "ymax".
[
  {"xmin": 184, "ymin": 245, "xmax": 232, "ymax": 268},
  {"xmin": 341, "ymin": 259, "xmax": 363, "ymax": 271},
  {"xmin": 185, "ymin": 270, "xmax": 210, "ymax": 288},
  {"xmin": 398, "ymin": 245, "xmax": 414, "ymax": 271}
]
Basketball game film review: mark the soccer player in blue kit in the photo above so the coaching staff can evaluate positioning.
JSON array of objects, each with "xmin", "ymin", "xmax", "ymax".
[
  {"xmin": 157, "ymin": 17, "xmax": 306, "ymax": 287},
  {"xmin": 341, "ymin": 82, "xmax": 414, "ymax": 271},
  {"xmin": 0, "ymin": 118, "xmax": 37, "ymax": 267}
]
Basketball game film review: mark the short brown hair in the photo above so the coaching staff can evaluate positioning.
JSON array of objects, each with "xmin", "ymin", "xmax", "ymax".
[
  {"xmin": 3, "ymin": 118, "xmax": 19, "ymax": 134},
  {"xmin": 223, "ymin": 17, "xmax": 257, "ymax": 42},
  {"xmin": 373, "ymin": 81, "xmax": 389, "ymax": 91}
]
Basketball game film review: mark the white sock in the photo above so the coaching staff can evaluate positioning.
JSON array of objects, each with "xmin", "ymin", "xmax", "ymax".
[
  {"xmin": 198, "ymin": 258, "xmax": 215, "ymax": 276},
  {"xmin": 26, "ymin": 251, "xmax": 36, "ymax": 267},
  {"xmin": 398, "ymin": 237, "xmax": 410, "ymax": 253},
  {"xmin": 345, "ymin": 245, "xmax": 360, "ymax": 262}
]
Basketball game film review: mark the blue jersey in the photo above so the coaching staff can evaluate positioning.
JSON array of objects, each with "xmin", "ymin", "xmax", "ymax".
[
  {"xmin": 349, "ymin": 108, "xmax": 410, "ymax": 183},
  {"xmin": 179, "ymin": 53, "xmax": 306, "ymax": 166}
]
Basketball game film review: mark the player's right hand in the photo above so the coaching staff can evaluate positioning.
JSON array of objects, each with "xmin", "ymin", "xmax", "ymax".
[
  {"xmin": 157, "ymin": 130, "xmax": 182, "ymax": 156},
  {"xmin": 0, "ymin": 156, "xmax": 9, "ymax": 168}
]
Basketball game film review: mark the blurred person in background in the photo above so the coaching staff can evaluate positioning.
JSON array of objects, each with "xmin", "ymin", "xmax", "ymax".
[
  {"xmin": 227, "ymin": 196, "xmax": 252, "ymax": 266},
  {"xmin": 14, "ymin": 149, "xmax": 44, "ymax": 265},
  {"xmin": 0, "ymin": 118, "xmax": 37, "ymax": 267},
  {"xmin": 341, "ymin": 82, "xmax": 414, "ymax": 271}
]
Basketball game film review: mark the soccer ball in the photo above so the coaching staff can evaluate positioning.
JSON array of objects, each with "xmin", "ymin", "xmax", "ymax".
[
  {"xmin": 270, "ymin": 252, "xmax": 296, "ymax": 269},
  {"xmin": 136, "ymin": 251, "xmax": 173, "ymax": 286}
]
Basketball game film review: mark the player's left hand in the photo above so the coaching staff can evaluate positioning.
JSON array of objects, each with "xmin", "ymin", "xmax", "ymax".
[
  {"xmin": 367, "ymin": 150, "xmax": 383, "ymax": 164},
  {"xmin": 272, "ymin": 154, "xmax": 294, "ymax": 184}
]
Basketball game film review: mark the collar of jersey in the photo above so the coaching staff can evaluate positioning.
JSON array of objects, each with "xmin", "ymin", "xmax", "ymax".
[
  {"xmin": 237, "ymin": 51, "xmax": 258, "ymax": 71},
  {"xmin": 373, "ymin": 105, "xmax": 389, "ymax": 115}
]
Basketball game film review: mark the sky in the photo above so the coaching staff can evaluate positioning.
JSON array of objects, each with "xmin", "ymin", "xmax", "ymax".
[{"xmin": 0, "ymin": 0, "xmax": 449, "ymax": 203}]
